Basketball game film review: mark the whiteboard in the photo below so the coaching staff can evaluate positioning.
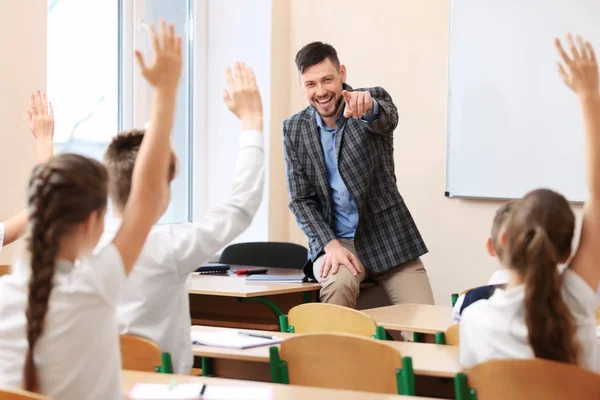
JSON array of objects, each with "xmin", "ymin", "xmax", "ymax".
[{"xmin": 445, "ymin": 0, "xmax": 599, "ymax": 202}]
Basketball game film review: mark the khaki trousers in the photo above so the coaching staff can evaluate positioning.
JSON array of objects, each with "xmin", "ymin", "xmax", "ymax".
[{"xmin": 313, "ymin": 239, "xmax": 435, "ymax": 308}]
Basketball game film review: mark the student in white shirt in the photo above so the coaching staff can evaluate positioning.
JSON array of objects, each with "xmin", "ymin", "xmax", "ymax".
[
  {"xmin": 0, "ymin": 92, "xmax": 55, "ymax": 252},
  {"xmin": 101, "ymin": 62, "xmax": 265, "ymax": 374},
  {"xmin": 460, "ymin": 35, "xmax": 600, "ymax": 371},
  {"xmin": 452, "ymin": 201, "xmax": 515, "ymax": 322},
  {"xmin": 0, "ymin": 21, "xmax": 183, "ymax": 399}
]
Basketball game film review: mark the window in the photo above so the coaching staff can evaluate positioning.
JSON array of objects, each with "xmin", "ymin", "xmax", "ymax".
[{"xmin": 47, "ymin": 0, "xmax": 192, "ymax": 224}]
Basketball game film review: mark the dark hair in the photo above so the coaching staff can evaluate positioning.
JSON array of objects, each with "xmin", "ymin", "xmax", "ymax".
[
  {"xmin": 23, "ymin": 153, "xmax": 108, "ymax": 392},
  {"xmin": 103, "ymin": 129, "xmax": 176, "ymax": 210},
  {"xmin": 295, "ymin": 41, "xmax": 340, "ymax": 74},
  {"xmin": 499, "ymin": 188, "xmax": 578, "ymax": 364},
  {"xmin": 490, "ymin": 200, "xmax": 516, "ymax": 252}
]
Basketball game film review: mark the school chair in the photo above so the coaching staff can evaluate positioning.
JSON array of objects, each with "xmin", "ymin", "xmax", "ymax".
[
  {"xmin": 0, "ymin": 388, "xmax": 51, "ymax": 400},
  {"xmin": 269, "ymin": 332, "xmax": 416, "ymax": 395},
  {"xmin": 279, "ymin": 303, "xmax": 387, "ymax": 340},
  {"xmin": 454, "ymin": 359, "xmax": 600, "ymax": 400},
  {"xmin": 435, "ymin": 324, "xmax": 459, "ymax": 345},
  {"xmin": 119, "ymin": 334, "xmax": 173, "ymax": 373},
  {"xmin": 0, "ymin": 264, "xmax": 10, "ymax": 277},
  {"xmin": 219, "ymin": 242, "xmax": 308, "ymax": 270}
]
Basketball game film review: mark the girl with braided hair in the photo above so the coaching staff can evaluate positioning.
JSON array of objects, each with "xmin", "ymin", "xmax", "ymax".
[{"xmin": 0, "ymin": 19, "xmax": 182, "ymax": 400}]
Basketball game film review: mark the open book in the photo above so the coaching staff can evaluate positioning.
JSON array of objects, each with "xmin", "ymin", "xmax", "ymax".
[{"xmin": 190, "ymin": 330, "xmax": 282, "ymax": 349}]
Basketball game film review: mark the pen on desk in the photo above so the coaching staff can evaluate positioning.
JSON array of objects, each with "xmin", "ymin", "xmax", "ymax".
[
  {"xmin": 200, "ymin": 384, "xmax": 206, "ymax": 395},
  {"xmin": 238, "ymin": 331, "xmax": 277, "ymax": 340},
  {"xmin": 236, "ymin": 268, "xmax": 268, "ymax": 276}
]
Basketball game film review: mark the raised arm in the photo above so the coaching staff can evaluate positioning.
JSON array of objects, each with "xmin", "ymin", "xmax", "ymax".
[
  {"xmin": 2, "ymin": 92, "xmax": 55, "ymax": 248},
  {"xmin": 556, "ymin": 34, "xmax": 600, "ymax": 290},
  {"xmin": 112, "ymin": 20, "xmax": 182, "ymax": 273},
  {"xmin": 341, "ymin": 86, "xmax": 398, "ymax": 136},
  {"xmin": 173, "ymin": 62, "xmax": 265, "ymax": 276}
]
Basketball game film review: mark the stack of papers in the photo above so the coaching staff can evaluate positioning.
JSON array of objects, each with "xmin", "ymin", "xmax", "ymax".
[
  {"xmin": 129, "ymin": 384, "xmax": 273, "ymax": 400},
  {"xmin": 190, "ymin": 330, "xmax": 282, "ymax": 349}
]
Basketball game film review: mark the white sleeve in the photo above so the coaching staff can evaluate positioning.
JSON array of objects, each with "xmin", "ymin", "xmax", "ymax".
[
  {"xmin": 452, "ymin": 294, "xmax": 466, "ymax": 323},
  {"xmin": 81, "ymin": 243, "xmax": 126, "ymax": 308},
  {"xmin": 171, "ymin": 130, "xmax": 265, "ymax": 277},
  {"xmin": 562, "ymin": 269, "xmax": 597, "ymax": 320},
  {"xmin": 458, "ymin": 312, "xmax": 477, "ymax": 368},
  {"xmin": 0, "ymin": 222, "xmax": 4, "ymax": 252}
]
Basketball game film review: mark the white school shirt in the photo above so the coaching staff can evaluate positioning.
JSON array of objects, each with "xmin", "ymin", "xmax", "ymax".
[
  {"xmin": 452, "ymin": 269, "xmax": 510, "ymax": 323},
  {"xmin": 101, "ymin": 129, "xmax": 264, "ymax": 374},
  {"xmin": 459, "ymin": 269, "xmax": 600, "ymax": 371},
  {"xmin": 0, "ymin": 244, "xmax": 125, "ymax": 400}
]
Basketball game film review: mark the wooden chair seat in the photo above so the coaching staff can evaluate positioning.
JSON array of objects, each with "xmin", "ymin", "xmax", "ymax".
[
  {"xmin": 0, "ymin": 264, "xmax": 11, "ymax": 277},
  {"xmin": 455, "ymin": 359, "xmax": 600, "ymax": 400},
  {"xmin": 270, "ymin": 332, "xmax": 416, "ymax": 395},
  {"xmin": 120, "ymin": 334, "xmax": 162, "ymax": 372},
  {"xmin": 283, "ymin": 303, "xmax": 382, "ymax": 338}
]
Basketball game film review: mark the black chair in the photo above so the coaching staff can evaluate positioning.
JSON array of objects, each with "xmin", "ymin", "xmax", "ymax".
[{"xmin": 219, "ymin": 242, "xmax": 308, "ymax": 270}]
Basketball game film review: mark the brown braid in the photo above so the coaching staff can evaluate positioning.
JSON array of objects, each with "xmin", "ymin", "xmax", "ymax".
[{"xmin": 23, "ymin": 154, "xmax": 108, "ymax": 392}]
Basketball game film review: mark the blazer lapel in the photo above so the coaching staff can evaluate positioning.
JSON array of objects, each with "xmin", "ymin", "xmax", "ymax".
[
  {"xmin": 303, "ymin": 107, "xmax": 331, "ymax": 203},
  {"xmin": 335, "ymin": 83, "xmax": 353, "ymax": 163}
]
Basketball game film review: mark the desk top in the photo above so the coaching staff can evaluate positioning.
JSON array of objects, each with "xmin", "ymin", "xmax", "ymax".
[
  {"xmin": 191, "ymin": 326, "xmax": 462, "ymax": 378},
  {"xmin": 122, "ymin": 370, "xmax": 439, "ymax": 399},
  {"xmin": 362, "ymin": 304, "xmax": 454, "ymax": 334},
  {"xmin": 186, "ymin": 267, "xmax": 321, "ymax": 297}
]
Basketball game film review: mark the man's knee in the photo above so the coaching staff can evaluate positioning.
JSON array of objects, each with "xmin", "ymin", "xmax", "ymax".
[{"xmin": 319, "ymin": 267, "xmax": 362, "ymax": 308}]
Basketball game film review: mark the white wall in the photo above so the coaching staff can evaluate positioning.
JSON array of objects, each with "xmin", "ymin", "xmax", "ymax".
[
  {"xmin": 195, "ymin": 0, "xmax": 272, "ymax": 244},
  {"xmin": 0, "ymin": 0, "xmax": 46, "ymax": 263}
]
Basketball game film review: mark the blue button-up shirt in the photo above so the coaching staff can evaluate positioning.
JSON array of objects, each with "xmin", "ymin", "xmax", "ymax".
[{"xmin": 315, "ymin": 99, "xmax": 380, "ymax": 239}]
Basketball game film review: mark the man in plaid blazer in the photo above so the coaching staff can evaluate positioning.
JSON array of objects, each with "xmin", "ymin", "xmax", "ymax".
[{"xmin": 283, "ymin": 42, "xmax": 434, "ymax": 308}]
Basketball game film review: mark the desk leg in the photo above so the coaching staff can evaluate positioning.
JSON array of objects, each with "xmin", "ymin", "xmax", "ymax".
[
  {"xmin": 201, "ymin": 357, "xmax": 214, "ymax": 377},
  {"xmin": 303, "ymin": 291, "xmax": 312, "ymax": 304},
  {"xmin": 413, "ymin": 332, "xmax": 424, "ymax": 343},
  {"xmin": 237, "ymin": 296, "xmax": 284, "ymax": 317}
]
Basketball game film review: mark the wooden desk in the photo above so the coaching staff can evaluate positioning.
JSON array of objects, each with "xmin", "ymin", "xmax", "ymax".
[
  {"xmin": 122, "ymin": 370, "xmax": 440, "ymax": 400},
  {"xmin": 192, "ymin": 326, "xmax": 462, "ymax": 379},
  {"xmin": 186, "ymin": 268, "xmax": 320, "ymax": 298},
  {"xmin": 188, "ymin": 267, "xmax": 320, "ymax": 331},
  {"xmin": 362, "ymin": 304, "xmax": 454, "ymax": 335}
]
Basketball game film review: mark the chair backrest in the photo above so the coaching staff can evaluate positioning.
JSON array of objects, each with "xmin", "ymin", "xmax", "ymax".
[
  {"xmin": 463, "ymin": 359, "xmax": 600, "ymax": 400},
  {"xmin": 0, "ymin": 388, "xmax": 52, "ymax": 400},
  {"xmin": 444, "ymin": 324, "xmax": 459, "ymax": 345},
  {"xmin": 119, "ymin": 334, "xmax": 162, "ymax": 372},
  {"xmin": 288, "ymin": 303, "xmax": 378, "ymax": 337},
  {"xmin": 279, "ymin": 332, "xmax": 403, "ymax": 394},
  {"xmin": 219, "ymin": 242, "xmax": 307, "ymax": 270},
  {"xmin": 0, "ymin": 264, "xmax": 11, "ymax": 277}
]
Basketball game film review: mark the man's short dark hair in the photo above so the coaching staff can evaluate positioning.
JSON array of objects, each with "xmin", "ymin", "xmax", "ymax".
[
  {"xmin": 103, "ymin": 129, "xmax": 176, "ymax": 210},
  {"xmin": 295, "ymin": 41, "xmax": 340, "ymax": 74}
]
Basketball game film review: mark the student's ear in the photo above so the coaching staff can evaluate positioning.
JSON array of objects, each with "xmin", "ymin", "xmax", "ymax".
[
  {"xmin": 486, "ymin": 238, "xmax": 496, "ymax": 257},
  {"xmin": 339, "ymin": 64, "xmax": 347, "ymax": 83}
]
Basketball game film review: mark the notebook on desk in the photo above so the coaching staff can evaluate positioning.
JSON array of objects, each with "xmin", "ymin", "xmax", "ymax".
[
  {"xmin": 245, "ymin": 274, "xmax": 308, "ymax": 283},
  {"xmin": 190, "ymin": 329, "xmax": 282, "ymax": 349}
]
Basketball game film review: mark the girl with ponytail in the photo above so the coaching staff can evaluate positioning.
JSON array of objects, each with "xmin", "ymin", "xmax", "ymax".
[
  {"xmin": 0, "ymin": 20, "xmax": 183, "ymax": 399},
  {"xmin": 460, "ymin": 34, "xmax": 600, "ymax": 372}
]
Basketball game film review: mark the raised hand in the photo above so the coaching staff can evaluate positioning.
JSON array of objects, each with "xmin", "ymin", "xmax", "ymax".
[
  {"xmin": 223, "ymin": 61, "xmax": 263, "ymax": 131},
  {"xmin": 342, "ymin": 90, "xmax": 373, "ymax": 119},
  {"xmin": 135, "ymin": 19, "xmax": 182, "ymax": 92},
  {"xmin": 556, "ymin": 34, "xmax": 599, "ymax": 98},
  {"xmin": 27, "ymin": 91, "xmax": 54, "ymax": 163}
]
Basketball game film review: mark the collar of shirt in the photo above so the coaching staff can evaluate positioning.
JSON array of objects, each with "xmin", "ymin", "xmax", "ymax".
[{"xmin": 314, "ymin": 108, "xmax": 344, "ymax": 133}]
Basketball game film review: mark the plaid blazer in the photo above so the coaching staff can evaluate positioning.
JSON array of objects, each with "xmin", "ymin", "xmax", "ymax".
[{"xmin": 283, "ymin": 84, "xmax": 428, "ymax": 275}]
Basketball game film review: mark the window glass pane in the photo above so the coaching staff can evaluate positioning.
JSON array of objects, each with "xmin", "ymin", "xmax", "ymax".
[
  {"xmin": 47, "ymin": 0, "xmax": 119, "ymax": 159},
  {"xmin": 144, "ymin": 0, "xmax": 191, "ymax": 224}
]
